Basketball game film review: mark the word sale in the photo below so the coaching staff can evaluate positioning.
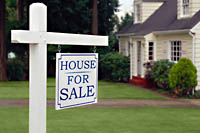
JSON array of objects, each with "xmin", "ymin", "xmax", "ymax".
[{"xmin": 59, "ymin": 74, "xmax": 95, "ymax": 101}]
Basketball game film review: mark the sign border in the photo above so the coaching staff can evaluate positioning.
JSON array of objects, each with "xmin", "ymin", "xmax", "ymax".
[{"xmin": 56, "ymin": 53, "xmax": 98, "ymax": 109}]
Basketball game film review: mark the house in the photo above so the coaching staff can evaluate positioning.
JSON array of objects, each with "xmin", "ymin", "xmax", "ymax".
[{"xmin": 116, "ymin": 0, "xmax": 200, "ymax": 89}]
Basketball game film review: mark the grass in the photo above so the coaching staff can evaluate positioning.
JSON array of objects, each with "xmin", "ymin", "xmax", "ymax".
[
  {"xmin": 0, "ymin": 78, "xmax": 163, "ymax": 99},
  {"xmin": 0, "ymin": 107, "xmax": 200, "ymax": 133}
]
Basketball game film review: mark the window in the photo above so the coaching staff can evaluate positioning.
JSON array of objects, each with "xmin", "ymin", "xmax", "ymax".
[
  {"xmin": 148, "ymin": 42, "xmax": 154, "ymax": 61},
  {"xmin": 181, "ymin": 0, "xmax": 189, "ymax": 17},
  {"xmin": 135, "ymin": 4, "xmax": 141, "ymax": 23},
  {"xmin": 170, "ymin": 41, "xmax": 182, "ymax": 62}
]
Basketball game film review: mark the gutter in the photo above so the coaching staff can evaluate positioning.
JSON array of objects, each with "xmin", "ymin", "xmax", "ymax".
[
  {"xmin": 189, "ymin": 31, "xmax": 196, "ymax": 65},
  {"xmin": 117, "ymin": 29, "xmax": 190, "ymax": 37},
  {"xmin": 116, "ymin": 33, "xmax": 135, "ymax": 37},
  {"xmin": 153, "ymin": 29, "xmax": 190, "ymax": 35}
]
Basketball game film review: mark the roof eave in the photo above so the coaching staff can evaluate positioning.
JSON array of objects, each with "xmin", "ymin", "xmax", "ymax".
[
  {"xmin": 116, "ymin": 33, "xmax": 135, "ymax": 37},
  {"xmin": 153, "ymin": 29, "xmax": 190, "ymax": 35}
]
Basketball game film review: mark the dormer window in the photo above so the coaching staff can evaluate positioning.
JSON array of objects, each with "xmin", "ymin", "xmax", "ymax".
[
  {"xmin": 181, "ymin": 0, "xmax": 190, "ymax": 17},
  {"xmin": 135, "ymin": 4, "xmax": 141, "ymax": 23}
]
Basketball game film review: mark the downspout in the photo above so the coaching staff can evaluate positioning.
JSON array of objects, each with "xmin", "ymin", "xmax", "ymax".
[
  {"xmin": 189, "ymin": 32, "xmax": 195, "ymax": 64},
  {"xmin": 189, "ymin": 31, "xmax": 196, "ymax": 92}
]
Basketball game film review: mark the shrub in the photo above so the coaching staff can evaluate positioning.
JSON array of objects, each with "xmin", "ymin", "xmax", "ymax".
[
  {"xmin": 149, "ymin": 60, "xmax": 174, "ymax": 89},
  {"xmin": 100, "ymin": 52, "xmax": 130, "ymax": 82},
  {"xmin": 144, "ymin": 61, "xmax": 154, "ymax": 81},
  {"xmin": 7, "ymin": 58, "xmax": 25, "ymax": 81},
  {"xmin": 169, "ymin": 58, "xmax": 197, "ymax": 96}
]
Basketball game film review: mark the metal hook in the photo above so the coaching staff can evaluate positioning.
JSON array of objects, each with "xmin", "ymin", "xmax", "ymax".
[{"xmin": 58, "ymin": 44, "xmax": 61, "ymax": 53}]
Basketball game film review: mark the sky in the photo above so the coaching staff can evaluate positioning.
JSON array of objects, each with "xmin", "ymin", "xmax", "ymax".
[{"xmin": 116, "ymin": 0, "xmax": 133, "ymax": 19}]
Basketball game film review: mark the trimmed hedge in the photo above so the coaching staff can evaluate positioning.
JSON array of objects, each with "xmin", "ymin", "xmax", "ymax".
[
  {"xmin": 100, "ymin": 52, "xmax": 130, "ymax": 82},
  {"xmin": 7, "ymin": 59, "xmax": 25, "ymax": 81},
  {"xmin": 148, "ymin": 60, "xmax": 174, "ymax": 89},
  {"xmin": 169, "ymin": 58, "xmax": 197, "ymax": 96}
]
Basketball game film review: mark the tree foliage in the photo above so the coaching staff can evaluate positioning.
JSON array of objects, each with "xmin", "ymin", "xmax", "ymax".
[
  {"xmin": 0, "ymin": 0, "xmax": 7, "ymax": 81},
  {"xmin": 7, "ymin": 58, "xmax": 25, "ymax": 81},
  {"xmin": 5, "ymin": 0, "xmax": 120, "ymax": 78},
  {"xmin": 6, "ymin": 0, "xmax": 119, "ymax": 56},
  {"xmin": 117, "ymin": 13, "xmax": 133, "ymax": 31}
]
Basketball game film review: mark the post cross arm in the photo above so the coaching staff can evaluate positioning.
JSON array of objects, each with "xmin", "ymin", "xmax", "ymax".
[
  {"xmin": 11, "ymin": 30, "xmax": 42, "ymax": 44},
  {"xmin": 11, "ymin": 30, "xmax": 108, "ymax": 46}
]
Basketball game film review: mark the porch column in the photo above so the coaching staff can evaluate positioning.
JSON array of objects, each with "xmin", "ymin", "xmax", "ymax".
[
  {"xmin": 141, "ymin": 42, "xmax": 145, "ymax": 78},
  {"xmin": 133, "ymin": 41, "xmax": 138, "ymax": 76},
  {"xmin": 130, "ymin": 40, "xmax": 133, "ymax": 79}
]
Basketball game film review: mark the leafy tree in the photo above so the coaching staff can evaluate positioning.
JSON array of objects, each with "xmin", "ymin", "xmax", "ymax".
[
  {"xmin": 98, "ymin": 0, "xmax": 119, "ymax": 35},
  {"xmin": 117, "ymin": 13, "xmax": 133, "ymax": 31},
  {"xmin": 92, "ymin": 0, "xmax": 98, "ymax": 35},
  {"xmin": 17, "ymin": 0, "xmax": 24, "ymax": 22},
  {"xmin": 5, "ymin": 0, "xmax": 120, "ymax": 77},
  {"xmin": 6, "ymin": 0, "xmax": 27, "ymax": 61}
]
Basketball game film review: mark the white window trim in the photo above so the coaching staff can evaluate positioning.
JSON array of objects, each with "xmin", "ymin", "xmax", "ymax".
[
  {"xmin": 135, "ymin": 4, "xmax": 141, "ymax": 23},
  {"xmin": 168, "ymin": 40, "xmax": 182, "ymax": 63},
  {"xmin": 147, "ymin": 41, "xmax": 156, "ymax": 61},
  {"xmin": 180, "ymin": 0, "xmax": 190, "ymax": 18}
]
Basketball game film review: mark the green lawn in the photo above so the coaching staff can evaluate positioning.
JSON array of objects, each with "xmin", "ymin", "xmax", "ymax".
[
  {"xmin": 0, "ymin": 107, "xmax": 200, "ymax": 133},
  {"xmin": 0, "ymin": 78, "xmax": 163, "ymax": 99}
]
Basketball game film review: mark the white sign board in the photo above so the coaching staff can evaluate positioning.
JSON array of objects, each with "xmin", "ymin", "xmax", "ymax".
[{"xmin": 56, "ymin": 53, "xmax": 98, "ymax": 110}]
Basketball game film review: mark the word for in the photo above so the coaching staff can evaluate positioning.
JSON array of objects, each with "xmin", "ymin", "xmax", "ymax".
[{"xmin": 67, "ymin": 75, "xmax": 89, "ymax": 85}]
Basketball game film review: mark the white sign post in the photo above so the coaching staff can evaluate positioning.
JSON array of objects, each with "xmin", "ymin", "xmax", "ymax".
[
  {"xmin": 11, "ymin": 3, "xmax": 108, "ymax": 133},
  {"xmin": 56, "ymin": 53, "xmax": 98, "ymax": 110}
]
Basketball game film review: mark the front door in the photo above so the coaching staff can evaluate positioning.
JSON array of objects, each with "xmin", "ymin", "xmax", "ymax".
[{"xmin": 137, "ymin": 41, "xmax": 142, "ymax": 77}]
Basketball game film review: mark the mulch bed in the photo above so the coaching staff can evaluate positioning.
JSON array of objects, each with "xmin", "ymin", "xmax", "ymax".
[{"xmin": 146, "ymin": 87, "xmax": 179, "ymax": 99}]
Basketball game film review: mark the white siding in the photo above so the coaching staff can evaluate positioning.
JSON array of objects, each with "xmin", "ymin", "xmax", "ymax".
[
  {"xmin": 178, "ymin": 0, "xmax": 200, "ymax": 19},
  {"xmin": 142, "ymin": 2, "xmax": 163, "ymax": 22},
  {"xmin": 192, "ymin": 22, "xmax": 200, "ymax": 90},
  {"xmin": 191, "ymin": 0, "xmax": 200, "ymax": 16},
  {"xmin": 134, "ymin": 0, "xmax": 163, "ymax": 23},
  {"xmin": 155, "ymin": 34, "xmax": 193, "ymax": 61},
  {"xmin": 119, "ymin": 36, "xmax": 129, "ymax": 56}
]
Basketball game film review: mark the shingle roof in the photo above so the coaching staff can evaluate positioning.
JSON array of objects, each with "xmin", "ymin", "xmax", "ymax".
[{"xmin": 117, "ymin": 0, "xmax": 200, "ymax": 36}]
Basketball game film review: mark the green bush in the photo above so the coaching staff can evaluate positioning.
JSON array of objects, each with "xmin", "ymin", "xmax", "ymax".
[
  {"xmin": 7, "ymin": 59, "xmax": 25, "ymax": 81},
  {"xmin": 144, "ymin": 61, "xmax": 154, "ymax": 81},
  {"xmin": 169, "ymin": 58, "xmax": 197, "ymax": 96},
  {"xmin": 100, "ymin": 52, "xmax": 130, "ymax": 82},
  {"xmin": 149, "ymin": 60, "xmax": 174, "ymax": 89}
]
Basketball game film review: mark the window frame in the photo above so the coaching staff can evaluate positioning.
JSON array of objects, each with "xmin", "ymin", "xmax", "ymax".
[
  {"xmin": 181, "ymin": 0, "xmax": 190, "ymax": 17},
  {"xmin": 148, "ymin": 41, "xmax": 155, "ymax": 61},
  {"xmin": 135, "ymin": 4, "xmax": 141, "ymax": 23},
  {"xmin": 170, "ymin": 41, "xmax": 182, "ymax": 63},
  {"xmin": 146, "ymin": 40, "xmax": 157, "ymax": 61}
]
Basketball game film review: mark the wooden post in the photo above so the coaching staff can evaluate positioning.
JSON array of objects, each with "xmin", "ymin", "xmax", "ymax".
[{"xmin": 29, "ymin": 3, "xmax": 47, "ymax": 133}]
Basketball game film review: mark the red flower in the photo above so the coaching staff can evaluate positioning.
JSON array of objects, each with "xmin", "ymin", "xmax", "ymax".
[{"xmin": 174, "ymin": 90, "xmax": 178, "ymax": 94}]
